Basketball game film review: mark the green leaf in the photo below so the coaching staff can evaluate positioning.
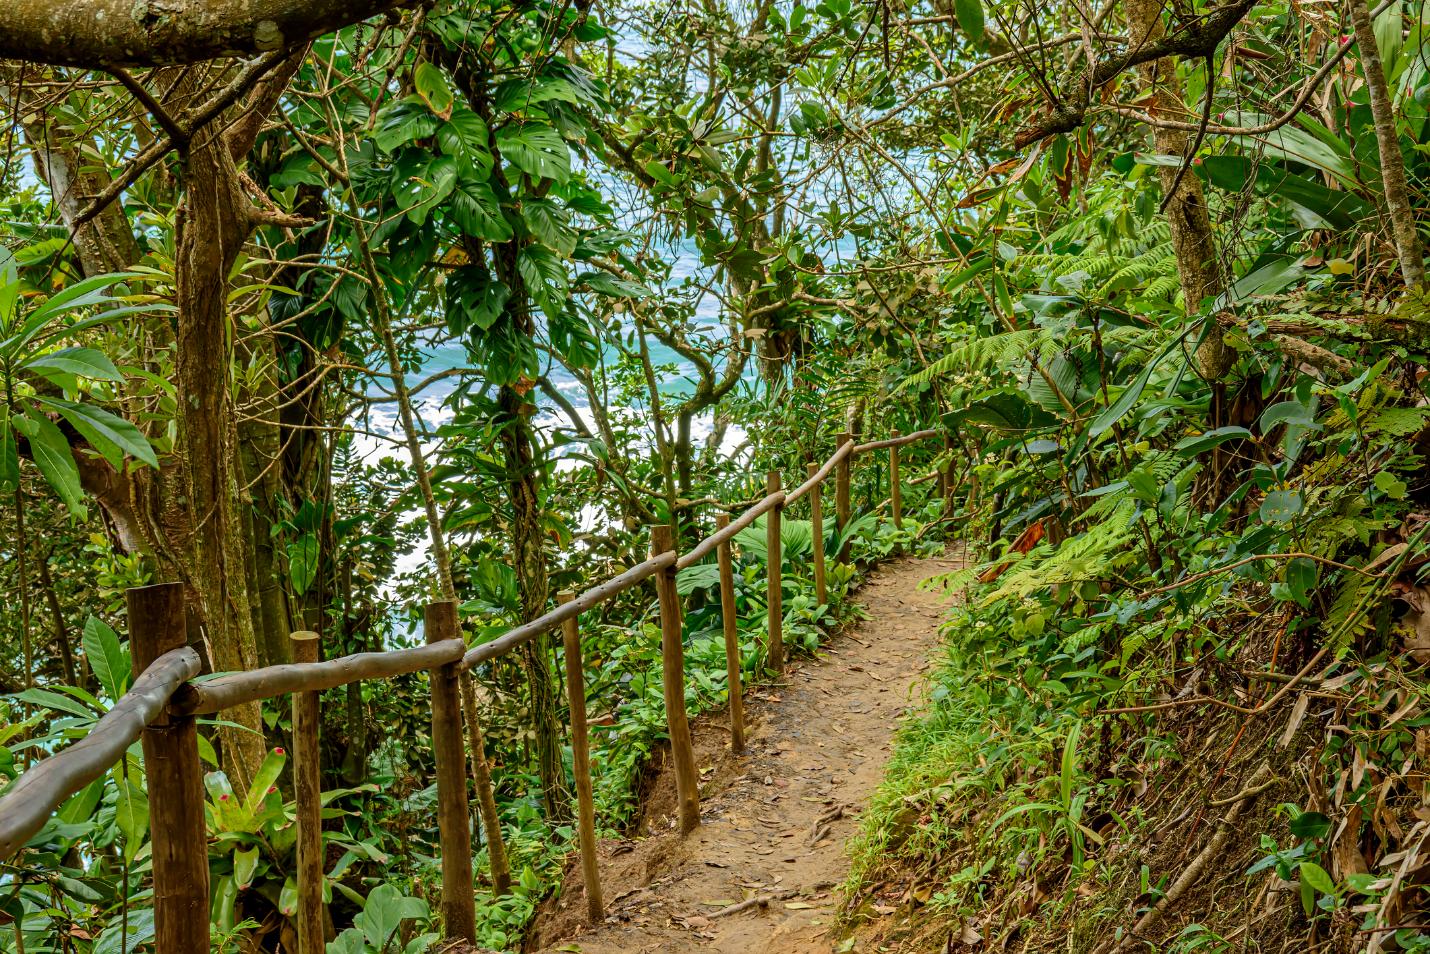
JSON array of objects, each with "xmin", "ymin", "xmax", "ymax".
[
  {"xmin": 24, "ymin": 271, "xmax": 144, "ymax": 328},
  {"xmin": 233, "ymin": 845, "xmax": 260, "ymax": 889},
  {"xmin": 1284, "ymin": 557, "xmax": 1318, "ymax": 608},
  {"xmin": 436, "ymin": 108, "xmax": 493, "ymax": 178},
  {"xmin": 357, "ymin": 884, "xmax": 429, "ymax": 949},
  {"xmin": 19, "ymin": 409, "xmax": 86, "ymax": 518},
  {"xmin": 1374, "ymin": 470, "xmax": 1408, "ymax": 500},
  {"xmin": 643, "ymin": 160, "xmax": 681, "ymax": 188},
  {"xmin": 93, "ymin": 908, "xmax": 154, "ymax": 954},
  {"xmin": 1300, "ymin": 861, "xmax": 1336, "ymax": 895},
  {"xmin": 954, "ymin": 0, "xmax": 985, "ymax": 42},
  {"xmin": 444, "ymin": 266, "xmax": 511, "ymax": 334},
  {"xmin": 37, "ymin": 396, "xmax": 158, "ymax": 468},
  {"xmin": 1088, "ymin": 357, "xmax": 1159, "ymax": 437},
  {"xmin": 447, "ymin": 176, "xmax": 513, "ymax": 242},
  {"xmin": 521, "ymin": 199, "xmax": 576, "ymax": 257},
  {"xmin": 12, "ymin": 686, "xmax": 97, "ymax": 718},
  {"xmin": 1259, "ymin": 400, "xmax": 1315, "ymax": 431},
  {"xmin": 517, "ymin": 246, "xmax": 570, "ymax": 319},
  {"xmin": 1174, "ymin": 426, "xmax": 1252, "ymax": 455},
  {"xmin": 287, "ymin": 534, "xmax": 319, "ymax": 596},
  {"xmin": 413, "ymin": 61, "xmax": 454, "ymax": 119},
  {"xmin": 1259, "ymin": 489, "xmax": 1303, "ymax": 524},
  {"xmin": 115, "ymin": 777, "xmax": 149, "ymax": 861},
  {"xmin": 373, "ymin": 97, "xmax": 441, "ymax": 152},
  {"xmin": 83, "ymin": 616, "xmax": 130, "ymax": 699},
  {"xmin": 493, "ymin": 76, "xmax": 592, "ymax": 112},
  {"xmin": 23, "ymin": 346, "xmax": 124, "ymax": 382},
  {"xmin": 497, "ymin": 124, "xmax": 570, "ymax": 183},
  {"xmin": 0, "ymin": 409, "xmax": 17, "ymax": 493},
  {"xmin": 676, "ymin": 562, "xmax": 722, "ymax": 595},
  {"xmin": 1289, "ymin": 811, "xmax": 1332, "ymax": 840},
  {"xmin": 244, "ymin": 748, "xmax": 288, "ymax": 817}
]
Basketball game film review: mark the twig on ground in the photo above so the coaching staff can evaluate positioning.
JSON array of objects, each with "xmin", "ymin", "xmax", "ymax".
[{"xmin": 708, "ymin": 889, "xmax": 799, "ymax": 918}]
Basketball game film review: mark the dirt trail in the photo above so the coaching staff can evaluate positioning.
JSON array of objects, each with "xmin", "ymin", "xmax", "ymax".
[{"xmin": 529, "ymin": 552, "xmax": 961, "ymax": 954}]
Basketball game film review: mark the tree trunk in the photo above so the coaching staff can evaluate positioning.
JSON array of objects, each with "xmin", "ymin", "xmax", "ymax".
[
  {"xmin": 1127, "ymin": 0, "xmax": 1232, "ymax": 381},
  {"xmin": 172, "ymin": 105, "xmax": 268, "ymax": 789},
  {"xmin": 1349, "ymin": 0, "xmax": 1424, "ymax": 287}
]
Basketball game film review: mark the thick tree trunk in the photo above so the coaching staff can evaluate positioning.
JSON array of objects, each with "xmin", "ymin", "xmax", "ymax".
[
  {"xmin": 1127, "ymin": 0, "xmax": 1232, "ymax": 381},
  {"xmin": 497, "ymin": 375, "xmax": 567, "ymax": 820},
  {"xmin": 173, "ymin": 105, "xmax": 268, "ymax": 789},
  {"xmin": 1349, "ymin": 0, "xmax": 1424, "ymax": 287}
]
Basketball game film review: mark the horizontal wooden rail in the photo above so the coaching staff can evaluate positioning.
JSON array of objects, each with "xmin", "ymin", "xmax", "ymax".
[
  {"xmin": 785, "ymin": 439, "xmax": 854, "ymax": 505},
  {"xmin": 853, "ymin": 427, "xmax": 939, "ymax": 455},
  {"xmin": 0, "ymin": 425, "xmax": 948, "ymax": 882},
  {"xmin": 676, "ymin": 490, "xmax": 785, "ymax": 569},
  {"xmin": 460, "ymin": 552, "xmax": 677, "ymax": 670},
  {"xmin": 171, "ymin": 639, "xmax": 466, "ymax": 716},
  {"xmin": 0, "ymin": 646, "xmax": 202, "ymax": 861}
]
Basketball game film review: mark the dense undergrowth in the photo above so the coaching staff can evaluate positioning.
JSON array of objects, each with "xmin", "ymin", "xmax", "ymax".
[{"xmin": 845, "ymin": 372, "xmax": 1430, "ymax": 951}]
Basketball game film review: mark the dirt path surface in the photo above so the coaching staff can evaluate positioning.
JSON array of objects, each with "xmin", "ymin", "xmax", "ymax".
[{"xmin": 529, "ymin": 553, "xmax": 961, "ymax": 954}]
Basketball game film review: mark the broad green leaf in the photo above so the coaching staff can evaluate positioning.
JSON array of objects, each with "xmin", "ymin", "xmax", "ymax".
[
  {"xmin": 10, "ymin": 687, "xmax": 97, "ymax": 719},
  {"xmin": 19, "ymin": 409, "xmax": 86, "ymax": 518},
  {"xmin": 25, "ymin": 271, "xmax": 143, "ymax": 327},
  {"xmin": 93, "ymin": 908, "xmax": 155, "ymax": 954},
  {"xmin": 517, "ymin": 246, "xmax": 570, "ymax": 319},
  {"xmin": 1259, "ymin": 489, "xmax": 1303, "ymax": 524},
  {"xmin": 1374, "ymin": 470, "xmax": 1408, "ymax": 499},
  {"xmin": 0, "ymin": 409, "xmax": 17, "ymax": 493},
  {"xmin": 23, "ymin": 346, "xmax": 123, "ymax": 382},
  {"xmin": 1300, "ymin": 861, "xmax": 1336, "ymax": 895},
  {"xmin": 1283, "ymin": 557, "xmax": 1318, "ymax": 608},
  {"xmin": 447, "ymin": 176, "xmax": 513, "ymax": 242},
  {"xmin": 1088, "ymin": 357, "xmax": 1159, "ymax": 437},
  {"xmin": 436, "ymin": 108, "xmax": 493, "ymax": 177},
  {"xmin": 373, "ymin": 97, "xmax": 440, "ymax": 152},
  {"xmin": 497, "ymin": 124, "xmax": 570, "ymax": 183},
  {"xmin": 115, "ymin": 777, "xmax": 149, "ymax": 861},
  {"xmin": 0, "ymin": 246, "xmax": 17, "ymax": 328},
  {"xmin": 287, "ymin": 534, "xmax": 319, "ymax": 596},
  {"xmin": 244, "ymin": 748, "xmax": 288, "ymax": 817},
  {"xmin": 233, "ymin": 845, "xmax": 260, "ymax": 889},
  {"xmin": 493, "ymin": 76, "xmax": 592, "ymax": 112},
  {"xmin": 38, "ymin": 396, "xmax": 158, "ymax": 468},
  {"xmin": 444, "ymin": 266, "xmax": 511, "ymax": 334},
  {"xmin": 1174, "ymin": 426, "xmax": 1252, "ymax": 455},
  {"xmin": 954, "ymin": 0, "xmax": 985, "ymax": 42},
  {"xmin": 521, "ymin": 199, "xmax": 576, "ymax": 257},
  {"xmin": 83, "ymin": 616, "xmax": 130, "ymax": 699},
  {"xmin": 413, "ymin": 61, "xmax": 454, "ymax": 119}
]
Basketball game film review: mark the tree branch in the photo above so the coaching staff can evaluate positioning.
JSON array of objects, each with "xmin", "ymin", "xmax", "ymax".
[{"xmin": 0, "ymin": 0, "xmax": 418, "ymax": 68}]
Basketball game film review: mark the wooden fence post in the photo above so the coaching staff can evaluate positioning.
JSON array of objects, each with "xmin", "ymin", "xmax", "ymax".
[
  {"xmin": 766, "ymin": 470, "xmax": 784, "ymax": 674},
  {"xmin": 890, "ymin": 428, "xmax": 903, "ymax": 530},
  {"xmin": 459, "ymin": 671, "xmax": 511, "ymax": 895},
  {"xmin": 558, "ymin": 592, "xmax": 604, "ymax": 923},
  {"xmin": 290, "ymin": 631, "xmax": 324, "ymax": 954},
  {"xmin": 651, "ymin": 525, "xmax": 701, "ymax": 834},
  {"xmin": 126, "ymin": 583, "xmax": 208, "ymax": 954},
  {"xmin": 835, "ymin": 431, "xmax": 852, "ymax": 560},
  {"xmin": 807, "ymin": 462, "xmax": 827, "ymax": 607},
  {"xmin": 714, "ymin": 513, "xmax": 745, "ymax": 752},
  {"xmin": 425, "ymin": 601, "xmax": 477, "ymax": 942}
]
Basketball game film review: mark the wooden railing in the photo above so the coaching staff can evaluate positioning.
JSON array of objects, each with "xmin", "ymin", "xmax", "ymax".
[{"xmin": 0, "ymin": 428, "xmax": 946, "ymax": 952}]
